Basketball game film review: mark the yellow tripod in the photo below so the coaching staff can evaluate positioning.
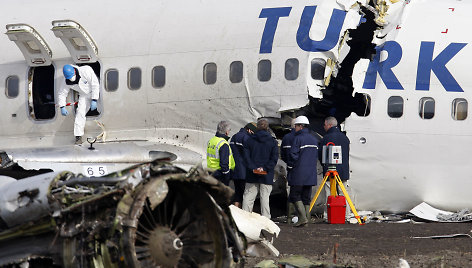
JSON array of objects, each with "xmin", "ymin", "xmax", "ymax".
[{"xmin": 309, "ymin": 169, "xmax": 364, "ymax": 225}]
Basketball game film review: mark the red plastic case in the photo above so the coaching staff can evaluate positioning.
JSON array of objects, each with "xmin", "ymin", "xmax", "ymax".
[{"xmin": 327, "ymin": 195, "xmax": 346, "ymax": 224}]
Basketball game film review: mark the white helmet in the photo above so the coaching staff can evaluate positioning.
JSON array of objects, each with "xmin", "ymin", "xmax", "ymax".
[{"xmin": 294, "ymin": 116, "xmax": 310, "ymax": 125}]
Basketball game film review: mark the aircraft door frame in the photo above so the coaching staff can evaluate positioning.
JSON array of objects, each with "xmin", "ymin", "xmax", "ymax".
[
  {"xmin": 52, "ymin": 20, "xmax": 102, "ymax": 119},
  {"xmin": 6, "ymin": 23, "xmax": 57, "ymax": 121}
]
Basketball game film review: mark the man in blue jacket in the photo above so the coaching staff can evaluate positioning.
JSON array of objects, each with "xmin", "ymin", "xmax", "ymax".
[
  {"xmin": 320, "ymin": 116, "xmax": 351, "ymax": 217},
  {"xmin": 230, "ymin": 122, "xmax": 257, "ymax": 208},
  {"xmin": 281, "ymin": 118, "xmax": 296, "ymax": 223},
  {"xmin": 287, "ymin": 116, "xmax": 320, "ymax": 227},
  {"xmin": 242, "ymin": 119, "xmax": 279, "ymax": 219}
]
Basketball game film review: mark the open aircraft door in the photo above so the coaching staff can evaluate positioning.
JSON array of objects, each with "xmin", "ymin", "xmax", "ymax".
[
  {"xmin": 6, "ymin": 24, "xmax": 56, "ymax": 120},
  {"xmin": 52, "ymin": 20, "xmax": 101, "ymax": 118},
  {"xmin": 51, "ymin": 20, "xmax": 98, "ymax": 63},
  {"xmin": 5, "ymin": 24, "xmax": 52, "ymax": 66}
]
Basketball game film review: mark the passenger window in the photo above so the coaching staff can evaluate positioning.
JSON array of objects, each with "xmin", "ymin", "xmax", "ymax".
[
  {"xmin": 452, "ymin": 98, "xmax": 468, "ymax": 120},
  {"xmin": 128, "ymin": 67, "xmax": 141, "ymax": 90},
  {"xmin": 311, "ymin": 58, "xmax": 326, "ymax": 80},
  {"xmin": 203, "ymin": 63, "xmax": 217, "ymax": 85},
  {"xmin": 230, "ymin": 61, "xmax": 243, "ymax": 83},
  {"xmin": 152, "ymin": 66, "xmax": 166, "ymax": 88},
  {"xmin": 388, "ymin": 96, "xmax": 403, "ymax": 118},
  {"xmin": 105, "ymin": 69, "xmax": 119, "ymax": 92},
  {"xmin": 258, "ymin": 60, "xmax": 271, "ymax": 82},
  {"xmin": 285, "ymin": 58, "xmax": 299, "ymax": 81},
  {"xmin": 6, "ymin": 76, "xmax": 19, "ymax": 98},
  {"xmin": 419, "ymin": 97, "xmax": 435, "ymax": 119}
]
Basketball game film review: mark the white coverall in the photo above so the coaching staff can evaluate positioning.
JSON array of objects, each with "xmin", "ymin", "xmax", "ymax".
[{"xmin": 57, "ymin": 65, "xmax": 100, "ymax": 137}]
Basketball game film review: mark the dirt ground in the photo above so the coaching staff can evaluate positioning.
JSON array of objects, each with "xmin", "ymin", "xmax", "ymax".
[{"xmin": 244, "ymin": 220, "xmax": 472, "ymax": 267}]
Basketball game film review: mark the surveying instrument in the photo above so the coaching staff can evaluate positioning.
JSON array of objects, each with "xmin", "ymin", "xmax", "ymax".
[{"xmin": 309, "ymin": 142, "xmax": 364, "ymax": 225}]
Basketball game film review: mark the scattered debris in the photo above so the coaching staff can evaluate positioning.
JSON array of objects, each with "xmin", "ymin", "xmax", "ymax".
[
  {"xmin": 397, "ymin": 258, "xmax": 410, "ymax": 268},
  {"xmin": 347, "ymin": 210, "xmax": 409, "ymax": 224},
  {"xmin": 254, "ymin": 259, "xmax": 278, "ymax": 268},
  {"xmin": 333, "ymin": 243, "xmax": 340, "ymax": 264},
  {"xmin": 438, "ymin": 208, "xmax": 472, "ymax": 222},
  {"xmin": 412, "ymin": 233, "xmax": 472, "ymax": 239},
  {"xmin": 230, "ymin": 205, "xmax": 280, "ymax": 257},
  {"xmin": 278, "ymin": 255, "xmax": 317, "ymax": 268},
  {"xmin": 410, "ymin": 202, "xmax": 472, "ymax": 222}
]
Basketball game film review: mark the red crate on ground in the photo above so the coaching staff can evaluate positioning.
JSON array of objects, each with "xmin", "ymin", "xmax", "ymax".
[{"xmin": 327, "ymin": 195, "xmax": 346, "ymax": 224}]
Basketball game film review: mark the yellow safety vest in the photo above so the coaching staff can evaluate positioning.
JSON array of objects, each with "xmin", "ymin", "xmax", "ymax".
[{"xmin": 207, "ymin": 136, "xmax": 235, "ymax": 171}]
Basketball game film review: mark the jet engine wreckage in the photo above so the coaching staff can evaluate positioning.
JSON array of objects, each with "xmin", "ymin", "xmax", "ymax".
[{"xmin": 0, "ymin": 161, "xmax": 248, "ymax": 267}]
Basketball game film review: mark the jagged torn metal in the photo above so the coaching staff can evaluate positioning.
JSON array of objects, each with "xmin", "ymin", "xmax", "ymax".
[
  {"xmin": 229, "ymin": 205, "xmax": 281, "ymax": 257},
  {"xmin": 304, "ymin": 0, "xmax": 408, "ymax": 123}
]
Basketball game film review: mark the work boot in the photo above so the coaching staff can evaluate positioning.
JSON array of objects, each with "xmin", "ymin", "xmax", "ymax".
[
  {"xmin": 75, "ymin": 136, "xmax": 82, "ymax": 145},
  {"xmin": 287, "ymin": 202, "xmax": 295, "ymax": 224},
  {"xmin": 294, "ymin": 201, "xmax": 308, "ymax": 227}
]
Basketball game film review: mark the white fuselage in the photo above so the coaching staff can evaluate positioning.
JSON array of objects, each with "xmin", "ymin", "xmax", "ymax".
[{"xmin": 0, "ymin": 0, "xmax": 470, "ymax": 212}]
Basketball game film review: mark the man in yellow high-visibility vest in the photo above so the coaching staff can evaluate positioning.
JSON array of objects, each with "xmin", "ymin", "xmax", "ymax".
[{"xmin": 207, "ymin": 121, "xmax": 235, "ymax": 185}]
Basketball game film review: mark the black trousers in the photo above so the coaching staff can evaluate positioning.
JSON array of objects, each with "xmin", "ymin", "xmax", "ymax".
[
  {"xmin": 231, "ymin": 179, "xmax": 245, "ymax": 203},
  {"xmin": 288, "ymin": 185, "xmax": 312, "ymax": 205}
]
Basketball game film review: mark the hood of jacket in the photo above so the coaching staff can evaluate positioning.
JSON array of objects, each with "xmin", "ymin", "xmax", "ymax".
[{"xmin": 253, "ymin": 130, "xmax": 273, "ymax": 142}]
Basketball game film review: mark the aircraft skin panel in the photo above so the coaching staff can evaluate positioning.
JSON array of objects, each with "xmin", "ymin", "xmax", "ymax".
[
  {"xmin": 340, "ymin": 0, "xmax": 472, "ymax": 212},
  {"xmin": 348, "ymin": 130, "xmax": 472, "ymax": 212},
  {"xmin": 0, "ymin": 0, "xmax": 316, "ymax": 144},
  {"xmin": 0, "ymin": 0, "xmax": 356, "ymax": 141},
  {"xmin": 341, "ymin": 0, "xmax": 472, "ymax": 211},
  {"xmin": 144, "ymin": 51, "xmax": 308, "ymax": 103},
  {"xmin": 0, "ymin": 0, "xmax": 471, "ymax": 213},
  {"xmin": 364, "ymin": 0, "xmax": 468, "ymax": 94}
]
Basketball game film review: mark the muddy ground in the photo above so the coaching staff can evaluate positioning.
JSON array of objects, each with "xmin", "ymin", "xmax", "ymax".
[{"xmin": 244, "ymin": 220, "xmax": 472, "ymax": 267}]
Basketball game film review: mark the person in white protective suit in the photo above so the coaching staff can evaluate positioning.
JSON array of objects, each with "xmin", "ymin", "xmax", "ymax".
[{"xmin": 58, "ymin": 64, "xmax": 100, "ymax": 145}]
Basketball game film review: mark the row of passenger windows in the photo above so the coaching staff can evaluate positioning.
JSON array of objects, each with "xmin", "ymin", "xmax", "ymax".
[
  {"xmin": 104, "ymin": 58, "xmax": 323, "ymax": 91},
  {"xmin": 4, "ymin": 63, "xmax": 468, "ymax": 122},
  {"xmin": 4, "ymin": 58, "xmax": 328, "ymax": 96},
  {"xmin": 104, "ymin": 66, "xmax": 165, "ymax": 92},
  {"xmin": 202, "ymin": 59, "xmax": 302, "ymax": 85},
  {"xmin": 105, "ymin": 59, "xmax": 305, "ymax": 91},
  {"xmin": 388, "ymin": 96, "xmax": 468, "ymax": 120}
]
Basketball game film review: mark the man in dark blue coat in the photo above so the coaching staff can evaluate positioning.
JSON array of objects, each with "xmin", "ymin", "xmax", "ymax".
[
  {"xmin": 242, "ymin": 118, "xmax": 279, "ymax": 219},
  {"xmin": 320, "ymin": 116, "xmax": 351, "ymax": 217},
  {"xmin": 280, "ymin": 118, "xmax": 296, "ymax": 223},
  {"xmin": 287, "ymin": 116, "xmax": 320, "ymax": 227},
  {"xmin": 230, "ymin": 122, "xmax": 257, "ymax": 208}
]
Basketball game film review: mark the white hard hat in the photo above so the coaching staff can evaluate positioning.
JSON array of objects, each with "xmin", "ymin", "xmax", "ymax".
[{"xmin": 294, "ymin": 116, "xmax": 310, "ymax": 125}]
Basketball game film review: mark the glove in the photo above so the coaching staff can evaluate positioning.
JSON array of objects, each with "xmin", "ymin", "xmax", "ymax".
[
  {"xmin": 90, "ymin": 100, "xmax": 97, "ymax": 111},
  {"xmin": 60, "ymin": 106, "xmax": 68, "ymax": 116}
]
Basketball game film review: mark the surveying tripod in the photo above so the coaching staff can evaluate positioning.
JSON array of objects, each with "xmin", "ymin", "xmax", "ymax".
[{"xmin": 308, "ymin": 166, "xmax": 364, "ymax": 225}]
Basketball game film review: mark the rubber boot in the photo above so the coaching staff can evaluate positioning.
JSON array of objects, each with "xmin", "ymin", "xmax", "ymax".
[
  {"xmin": 294, "ymin": 201, "xmax": 308, "ymax": 227},
  {"xmin": 305, "ymin": 205, "xmax": 312, "ymax": 223},
  {"xmin": 287, "ymin": 202, "xmax": 295, "ymax": 224}
]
